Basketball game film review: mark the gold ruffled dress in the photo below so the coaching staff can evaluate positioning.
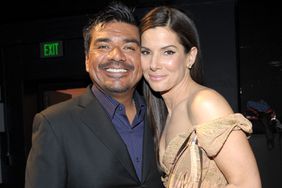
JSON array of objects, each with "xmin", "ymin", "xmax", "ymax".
[{"xmin": 160, "ymin": 113, "xmax": 252, "ymax": 188}]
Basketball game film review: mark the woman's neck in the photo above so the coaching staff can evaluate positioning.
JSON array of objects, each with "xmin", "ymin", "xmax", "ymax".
[{"xmin": 162, "ymin": 76, "xmax": 195, "ymax": 115}]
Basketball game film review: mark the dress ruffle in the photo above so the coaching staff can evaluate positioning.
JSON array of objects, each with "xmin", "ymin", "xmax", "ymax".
[{"xmin": 195, "ymin": 113, "xmax": 252, "ymax": 157}]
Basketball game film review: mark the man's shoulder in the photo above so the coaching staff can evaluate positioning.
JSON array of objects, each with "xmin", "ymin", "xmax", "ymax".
[
  {"xmin": 38, "ymin": 96, "xmax": 78, "ymax": 121},
  {"xmin": 39, "ymin": 89, "xmax": 93, "ymax": 119}
]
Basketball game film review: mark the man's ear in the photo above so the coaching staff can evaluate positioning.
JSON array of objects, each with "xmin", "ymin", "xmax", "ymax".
[{"xmin": 85, "ymin": 54, "xmax": 90, "ymax": 72}]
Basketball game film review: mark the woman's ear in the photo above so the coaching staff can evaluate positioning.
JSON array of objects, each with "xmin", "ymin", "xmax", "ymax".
[{"xmin": 186, "ymin": 47, "xmax": 198, "ymax": 69}]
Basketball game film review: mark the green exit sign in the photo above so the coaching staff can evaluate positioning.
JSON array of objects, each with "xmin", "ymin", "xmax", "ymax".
[{"xmin": 40, "ymin": 41, "xmax": 63, "ymax": 58}]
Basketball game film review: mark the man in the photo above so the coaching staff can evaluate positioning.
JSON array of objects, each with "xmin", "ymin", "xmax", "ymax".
[{"xmin": 25, "ymin": 2, "xmax": 164, "ymax": 188}]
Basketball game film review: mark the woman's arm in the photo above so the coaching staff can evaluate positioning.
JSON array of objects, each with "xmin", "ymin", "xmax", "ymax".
[{"xmin": 214, "ymin": 130, "xmax": 261, "ymax": 188}]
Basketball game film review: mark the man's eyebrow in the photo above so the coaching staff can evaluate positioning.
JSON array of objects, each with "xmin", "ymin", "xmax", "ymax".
[
  {"xmin": 124, "ymin": 38, "xmax": 140, "ymax": 46},
  {"xmin": 93, "ymin": 38, "xmax": 140, "ymax": 46},
  {"xmin": 94, "ymin": 38, "xmax": 111, "ymax": 43}
]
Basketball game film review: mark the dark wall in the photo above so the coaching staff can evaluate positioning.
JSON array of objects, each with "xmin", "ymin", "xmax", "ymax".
[
  {"xmin": 188, "ymin": 1, "xmax": 239, "ymax": 110},
  {"xmin": 0, "ymin": 38, "xmax": 4, "ymax": 184},
  {"xmin": 4, "ymin": 0, "xmax": 280, "ymax": 188},
  {"xmin": 0, "ymin": 15, "xmax": 91, "ymax": 187},
  {"xmin": 239, "ymin": 2, "xmax": 282, "ymax": 188},
  {"xmin": 239, "ymin": 1, "xmax": 282, "ymax": 117}
]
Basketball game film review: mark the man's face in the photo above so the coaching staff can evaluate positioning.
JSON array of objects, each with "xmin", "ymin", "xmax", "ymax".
[{"xmin": 85, "ymin": 22, "xmax": 142, "ymax": 96}]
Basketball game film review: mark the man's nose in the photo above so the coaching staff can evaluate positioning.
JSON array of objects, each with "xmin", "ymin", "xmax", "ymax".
[{"xmin": 108, "ymin": 47, "xmax": 126, "ymax": 62}]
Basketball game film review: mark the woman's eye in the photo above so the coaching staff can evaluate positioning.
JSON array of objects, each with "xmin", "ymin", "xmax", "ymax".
[
  {"xmin": 141, "ymin": 50, "xmax": 150, "ymax": 55},
  {"xmin": 164, "ymin": 50, "xmax": 175, "ymax": 55}
]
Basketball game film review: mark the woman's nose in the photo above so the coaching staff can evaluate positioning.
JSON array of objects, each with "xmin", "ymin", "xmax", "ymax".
[{"xmin": 150, "ymin": 55, "xmax": 161, "ymax": 71}]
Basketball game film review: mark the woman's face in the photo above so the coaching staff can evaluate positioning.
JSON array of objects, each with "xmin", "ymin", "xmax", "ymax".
[{"xmin": 141, "ymin": 26, "xmax": 190, "ymax": 92}]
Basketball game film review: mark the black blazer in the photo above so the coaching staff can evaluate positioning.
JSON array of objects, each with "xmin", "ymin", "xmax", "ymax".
[{"xmin": 25, "ymin": 86, "xmax": 164, "ymax": 188}]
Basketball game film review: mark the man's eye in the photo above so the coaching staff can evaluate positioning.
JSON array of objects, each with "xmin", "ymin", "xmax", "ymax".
[
  {"xmin": 124, "ymin": 46, "xmax": 136, "ymax": 51},
  {"xmin": 97, "ymin": 45, "xmax": 109, "ymax": 49}
]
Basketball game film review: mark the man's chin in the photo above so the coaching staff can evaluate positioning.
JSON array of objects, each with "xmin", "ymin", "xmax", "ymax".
[{"xmin": 105, "ymin": 85, "xmax": 131, "ymax": 94}]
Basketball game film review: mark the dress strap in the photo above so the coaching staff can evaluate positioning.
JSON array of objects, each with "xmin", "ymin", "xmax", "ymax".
[
  {"xmin": 190, "ymin": 135, "xmax": 202, "ymax": 183},
  {"xmin": 166, "ymin": 132, "xmax": 202, "ymax": 188}
]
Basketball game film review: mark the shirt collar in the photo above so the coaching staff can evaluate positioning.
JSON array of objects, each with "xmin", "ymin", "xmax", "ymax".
[{"xmin": 91, "ymin": 84, "xmax": 145, "ymax": 120}]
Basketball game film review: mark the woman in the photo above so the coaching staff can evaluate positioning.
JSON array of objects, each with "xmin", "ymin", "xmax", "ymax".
[{"xmin": 140, "ymin": 6, "xmax": 261, "ymax": 188}]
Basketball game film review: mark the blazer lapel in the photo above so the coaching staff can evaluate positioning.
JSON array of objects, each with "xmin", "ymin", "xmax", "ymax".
[
  {"xmin": 141, "ymin": 116, "xmax": 156, "ymax": 182},
  {"xmin": 78, "ymin": 88, "xmax": 138, "ymax": 181}
]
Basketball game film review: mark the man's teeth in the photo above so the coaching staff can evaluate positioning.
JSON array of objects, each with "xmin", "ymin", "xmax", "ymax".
[{"xmin": 106, "ymin": 68, "xmax": 127, "ymax": 73}]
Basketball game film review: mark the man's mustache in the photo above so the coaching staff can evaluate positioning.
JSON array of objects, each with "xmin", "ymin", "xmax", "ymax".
[{"xmin": 99, "ymin": 61, "xmax": 134, "ymax": 71}]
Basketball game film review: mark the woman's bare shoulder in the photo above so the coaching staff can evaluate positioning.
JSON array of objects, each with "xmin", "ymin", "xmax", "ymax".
[{"xmin": 188, "ymin": 87, "xmax": 234, "ymax": 125}]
